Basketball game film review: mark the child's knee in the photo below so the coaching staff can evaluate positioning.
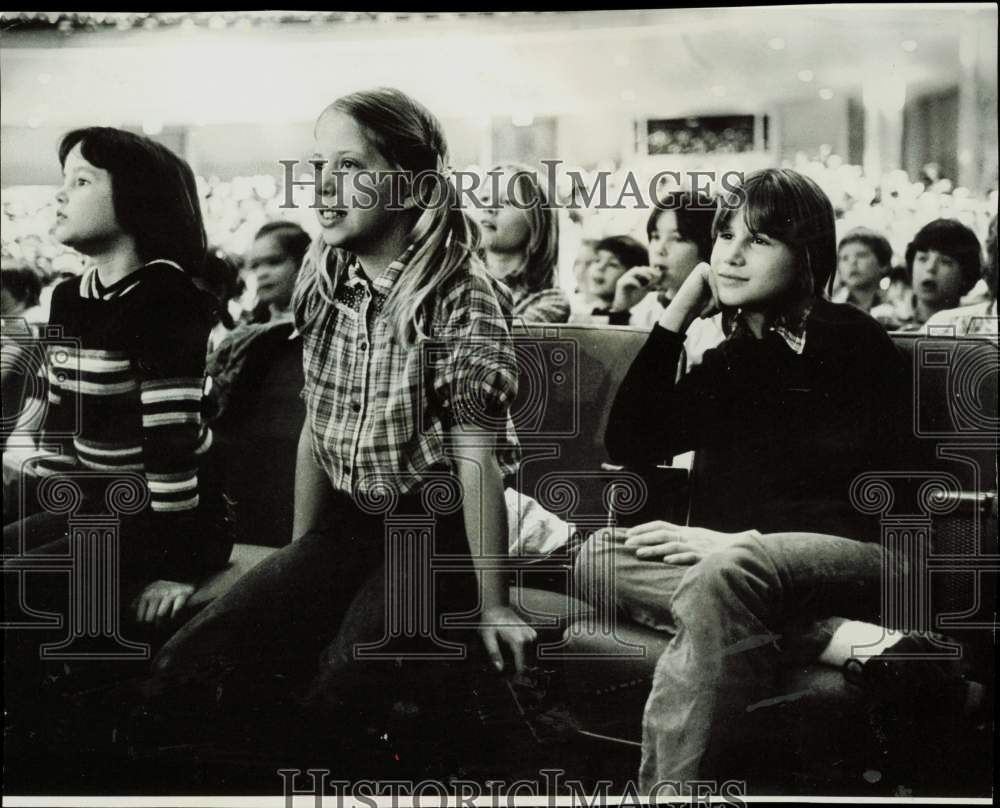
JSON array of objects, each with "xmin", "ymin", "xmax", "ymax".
[
  {"xmin": 673, "ymin": 541, "xmax": 777, "ymax": 616},
  {"xmin": 572, "ymin": 531, "xmax": 620, "ymax": 604}
]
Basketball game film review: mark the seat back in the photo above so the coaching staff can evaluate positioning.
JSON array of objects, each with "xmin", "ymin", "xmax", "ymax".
[
  {"xmin": 211, "ymin": 334, "xmax": 305, "ymax": 547},
  {"xmin": 891, "ymin": 334, "xmax": 998, "ymax": 669},
  {"xmin": 509, "ymin": 323, "xmax": 649, "ymax": 487},
  {"xmin": 891, "ymin": 333, "xmax": 998, "ymax": 490}
]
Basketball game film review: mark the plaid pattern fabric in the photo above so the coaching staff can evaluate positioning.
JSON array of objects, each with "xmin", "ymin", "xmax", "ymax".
[
  {"xmin": 723, "ymin": 301, "xmax": 813, "ymax": 355},
  {"xmin": 295, "ymin": 244, "xmax": 521, "ymax": 499},
  {"xmin": 510, "ymin": 286, "xmax": 570, "ymax": 324}
]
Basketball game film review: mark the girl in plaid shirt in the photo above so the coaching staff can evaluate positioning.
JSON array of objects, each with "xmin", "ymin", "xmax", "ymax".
[{"xmin": 153, "ymin": 88, "xmax": 536, "ymax": 715}]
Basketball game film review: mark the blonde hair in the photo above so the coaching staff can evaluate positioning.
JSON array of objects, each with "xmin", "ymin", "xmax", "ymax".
[
  {"xmin": 488, "ymin": 163, "xmax": 560, "ymax": 296},
  {"xmin": 293, "ymin": 87, "xmax": 481, "ymax": 346}
]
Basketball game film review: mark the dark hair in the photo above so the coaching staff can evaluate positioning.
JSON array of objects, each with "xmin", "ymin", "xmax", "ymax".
[
  {"xmin": 838, "ymin": 227, "xmax": 893, "ymax": 270},
  {"xmin": 646, "ymin": 191, "xmax": 715, "ymax": 262},
  {"xmin": 1, "ymin": 267, "xmax": 42, "ymax": 308},
  {"xmin": 594, "ymin": 235, "xmax": 648, "ymax": 271},
  {"xmin": 714, "ymin": 168, "xmax": 837, "ymax": 298},
  {"xmin": 58, "ymin": 127, "xmax": 207, "ymax": 275},
  {"xmin": 201, "ymin": 248, "xmax": 242, "ymax": 302},
  {"xmin": 253, "ymin": 221, "xmax": 311, "ymax": 268},
  {"xmin": 904, "ymin": 219, "xmax": 983, "ymax": 295},
  {"xmin": 197, "ymin": 248, "xmax": 241, "ymax": 329}
]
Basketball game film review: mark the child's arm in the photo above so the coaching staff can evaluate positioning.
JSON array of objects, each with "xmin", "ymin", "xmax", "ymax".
[
  {"xmin": 293, "ymin": 420, "xmax": 331, "ymax": 541},
  {"xmin": 450, "ymin": 425, "xmax": 537, "ymax": 674}
]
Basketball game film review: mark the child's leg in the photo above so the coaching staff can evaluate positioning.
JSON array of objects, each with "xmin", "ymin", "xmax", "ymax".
[
  {"xmin": 2, "ymin": 510, "xmax": 69, "ymax": 555},
  {"xmin": 3, "ymin": 515, "xmax": 152, "ymax": 722},
  {"xmin": 309, "ymin": 508, "xmax": 480, "ymax": 702},
  {"xmin": 639, "ymin": 531, "xmax": 885, "ymax": 790},
  {"xmin": 150, "ymin": 527, "xmax": 384, "ymax": 702}
]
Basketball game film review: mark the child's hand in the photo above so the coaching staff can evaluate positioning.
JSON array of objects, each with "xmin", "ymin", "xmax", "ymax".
[
  {"xmin": 681, "ymin": 262, "xmax": 720, "ymax": 318},
  {"xmin": 611, "ymin": 266, "xmax": 661, "ymax": 313},
  {"xmin": 478, "ymin": 605, "xmax": 537, "ymax": 674},
  {"xmin": 619, "ymin": 521, "xmax": 739, "ymax": 565},
  {"xmin": 133, "ymin": 580, "xmax": 195, "ymax": 625},
  {"xmin": 658, "ymin": 262, "xmax": 719, "ymax": 333}
]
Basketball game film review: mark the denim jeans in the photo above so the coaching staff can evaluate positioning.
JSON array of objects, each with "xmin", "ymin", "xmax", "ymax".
[
  {"xmin": 2, "ymin": 511, "xmax": 186, "ymax": 712},
  {"xmin": 149, "ymin": 494, "xmax": 478, "ymax": 707},
  {"xmin": 574, "ymin": 531, "xmax": 891, "ymax": 791}
]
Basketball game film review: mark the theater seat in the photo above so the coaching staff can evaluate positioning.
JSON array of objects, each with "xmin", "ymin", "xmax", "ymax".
[{"xmin": 180, "ymin": 324, "xmax": 995, "ymax": 791}]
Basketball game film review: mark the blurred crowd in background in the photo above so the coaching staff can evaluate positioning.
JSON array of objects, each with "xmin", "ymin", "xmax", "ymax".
[
  {"xmin": 1, "ymin": 6, "xmax": 997, "ymax": 333},
  {"xmin": 3, "ymin": 148, "xmax": 996, "ymax": 330}
]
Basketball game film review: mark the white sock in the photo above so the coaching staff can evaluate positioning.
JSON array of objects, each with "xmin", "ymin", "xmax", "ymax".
[{"xmin": 819, "ymin": 621, "xmax": 905, "ymax": 667}]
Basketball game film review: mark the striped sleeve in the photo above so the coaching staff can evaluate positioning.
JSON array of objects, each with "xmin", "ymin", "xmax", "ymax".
[{"xmin": 137, "ymin": 293, "xmax": 212, "ymax": 516}]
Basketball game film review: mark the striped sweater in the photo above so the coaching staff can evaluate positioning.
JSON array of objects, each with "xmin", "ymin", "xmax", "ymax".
[{"xmin": 33, "ymin": 261, "xmax": 219, "ymax": 577}]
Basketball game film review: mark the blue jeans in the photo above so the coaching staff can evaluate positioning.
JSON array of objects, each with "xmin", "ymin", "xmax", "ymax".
[
  {"xmin": 574, "ymin": 531, "xmax": 890, "ymax": 790},
  {"xmin": 149, "ymin": 495, "xmax": 478, "ymax": 706}
]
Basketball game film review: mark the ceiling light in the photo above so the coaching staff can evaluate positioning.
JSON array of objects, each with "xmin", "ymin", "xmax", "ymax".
[
  {"xmin": 901, "ymin": 40, "xmax": 917, "ymax": 52},
  {"xmin": 797, "ymin": 69, "xmax": 814, "ymax": 83},
  {"xmin": 819, "ymin": 88, "xmax": 834, "ymax": 100},
  {"xmin": 768, "ymin": 37, "xmax": 786, "ymax": 50}
]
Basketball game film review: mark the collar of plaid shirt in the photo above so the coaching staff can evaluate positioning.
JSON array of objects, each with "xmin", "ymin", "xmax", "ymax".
[
  {"xmin": 722, "ymin": 299, "xmax": 814, "ymax": 354},
  {"xmin": 343, "ymin": 244, "xmax": 416, "ymax": 300}
]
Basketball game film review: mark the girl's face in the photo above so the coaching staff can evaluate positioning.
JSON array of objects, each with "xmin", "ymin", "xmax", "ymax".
[
  {"xmin": 648, "ymin": 209, "xmax": 702, "ymax": 296},
  {"xmin": 838, "ymin": 241, "xmax": 884, "ymax": 291},
  {"xmin": 478, "ymin": 173, "xmax": 531, "ymax": 261},
  {"xmin": 586, "ymin": 249, "xmax": 628, "ymax": 303},
  {"xmin": 911, "ymin": 249, "xmax": 966, "ymax": 309},
  {"xmin": 247, "ymin": 233, "xmax": 299, "ymax": 309},
  {"xmin": 313, "ymin": 110, "xmax": 404, "ymax": 253},
  {"xmin": 711, "ymin": 211, "xmax": 799, "ymax": 311},
  {"xmin": 53, "ymin": 144, "xmax": 125, "ymax": 254}
]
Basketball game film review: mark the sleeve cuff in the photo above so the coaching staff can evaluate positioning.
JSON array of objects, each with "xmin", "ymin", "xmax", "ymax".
[{"xmin": 649, "ymin": 323, "xmax": 687, "ymax": 349}]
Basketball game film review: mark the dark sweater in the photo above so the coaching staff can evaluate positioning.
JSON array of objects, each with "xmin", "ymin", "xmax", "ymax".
[
  {"xmin": 605, "ymin": 298, "xmax": 911, "ymax": 541},
  {"xmin": 36, "ymin": 261, "xmax": 231, "ymax": 581}
]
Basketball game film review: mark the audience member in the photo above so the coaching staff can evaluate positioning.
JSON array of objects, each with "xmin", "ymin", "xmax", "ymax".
[
  {"xmin": 833, "ymin": 227, "xmax": 894, "ymax": 315},
  {"xmin": 3, "ymin": 127, "xmax": 233, "ymax": 731},
  {"xmin": 924, "ymin": 214, "xmax": 998, "ymax": 336},
  {"xmin": 871, "ymin": 218, "xmax": 983, "ymax": 331},
  {"xmin": 576, "ymin": 168, "xmax": 964, "ymax": 792},
  {"xmin": 569, "ymin": 235, "xmax": 647, "ymax": 324},
  {"xmin": 242, "ymin": 221, "xmax": 311, "ymax": 325},
  {"xmin": 479, "ymin": 163, "xmax": 568, "ymax": 323}
]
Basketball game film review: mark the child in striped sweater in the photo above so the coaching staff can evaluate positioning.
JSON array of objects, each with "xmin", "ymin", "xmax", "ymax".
[{"xmin": 3, "ymin": 128, "xmax": 232, "ymax": 634}]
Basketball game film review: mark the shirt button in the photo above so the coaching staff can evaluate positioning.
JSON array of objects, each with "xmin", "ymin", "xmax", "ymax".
[
  {"xmin": 352, "ymin": 402, "xmax": 361, "ymax": 412},
  {"xmin": 359, "ymin": 342, "xmax": 368, "ymax": 351}
]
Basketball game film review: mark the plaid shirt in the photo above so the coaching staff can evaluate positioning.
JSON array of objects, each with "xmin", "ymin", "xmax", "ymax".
[
  {"xmin": 723, "ymin": 301, "xmax": 813, "ymax": 355},
  {"xmin": 295, "ymin": 244, "xmax": 520, "ymax": 499},
  {"xmin": 509, "ymin": 286, "xmax": 571, "ymax": 324}
]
